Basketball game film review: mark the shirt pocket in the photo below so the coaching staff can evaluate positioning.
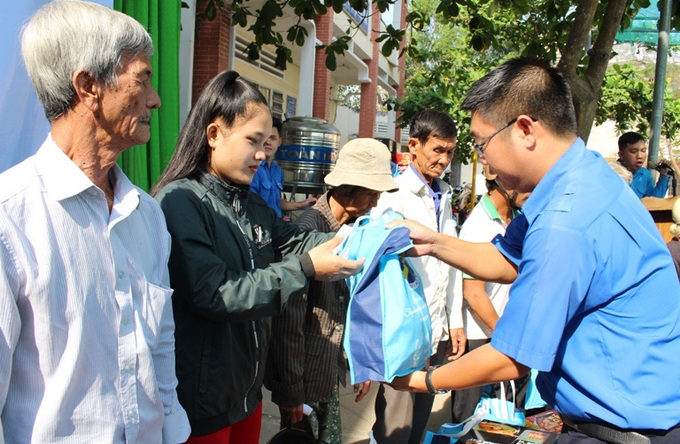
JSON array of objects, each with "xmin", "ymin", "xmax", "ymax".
[{"xmin": 141, "ymin": 281, "xmax": 174, "ymax": 349}]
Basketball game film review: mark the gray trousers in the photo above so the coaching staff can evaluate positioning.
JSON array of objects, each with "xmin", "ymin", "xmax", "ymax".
[{"xmin": 371, "ymin": 341, "xmax": 448, "ymax": 444}]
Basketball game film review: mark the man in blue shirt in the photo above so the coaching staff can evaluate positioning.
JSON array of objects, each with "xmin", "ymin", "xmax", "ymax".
[
  {"xmin": 390, "ymin": 58, "xmax": 680, "ymax": 443},
  {"xmin": 250, "ymin": 116, "xmax": 316, "ymax": 217},
  {"xmin": 617, "ymin": 131, "xmax": 674, "ymax": 198}
]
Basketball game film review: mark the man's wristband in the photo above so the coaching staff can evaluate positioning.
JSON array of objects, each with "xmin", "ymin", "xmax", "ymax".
[{"xmin": 425, "ymin": 365, "xmax": 449, "ymax": 395}]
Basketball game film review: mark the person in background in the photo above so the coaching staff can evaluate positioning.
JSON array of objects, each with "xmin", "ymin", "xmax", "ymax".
[
  {"xmin": 369, "ymin": 109, "xmax": 466, "ymax": 444},
  {"xmin": 390, "ymin": 58, "xmax": 680, "ymax": 443},
  {"xmin": 0, "ymin": 1, "xmax": 190, "ymax": 442},
  {"xmin": 265, "ymin": 138, "xmax": 398, "ymax": 444},
  {"xmin": 151, "ymin": 70, "xmax": 362, "ymax": 444},
  {"xmin": 616, "ymin": 131, "xmax": 678, "ymax": 198},
  {"xmin": 667, "ymin": 197, "xmax": 680, "ymax": 280},
  {"xmin": 450, "ymin": 166, "xmax": 530, "ymax": 423},
  {"xmin": 250, "ymin": 116, "xmax": 316, "ymax": 217}
]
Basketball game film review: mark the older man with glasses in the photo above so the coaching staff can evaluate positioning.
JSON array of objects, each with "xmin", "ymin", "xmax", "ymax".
[{"xmin": 370, "ymin": 109, "xmax": 465, "ymax": 444}]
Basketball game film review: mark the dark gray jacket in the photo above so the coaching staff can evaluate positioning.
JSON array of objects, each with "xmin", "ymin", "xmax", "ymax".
[
  {"xmin": 155, "ymin": 172, "xmax": 331, "ymax": 436},
  {"xmin": 265, "ymin": 193, "xmax": 349, "ymax": 407}
]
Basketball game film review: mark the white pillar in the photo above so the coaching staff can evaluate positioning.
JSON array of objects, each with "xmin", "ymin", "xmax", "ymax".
[
  {"xmin": 297, "ymin": 20, "xmax": 317, "ymax": 117},
  {"xmin": 179, "ymin": 0, "xmax": 196, "ymax": 125}
]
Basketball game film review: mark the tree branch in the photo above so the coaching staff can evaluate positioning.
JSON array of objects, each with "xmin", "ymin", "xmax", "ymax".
[{"xmin": 557, "ymin": 0, "xmax": 598, "ymax": 75}]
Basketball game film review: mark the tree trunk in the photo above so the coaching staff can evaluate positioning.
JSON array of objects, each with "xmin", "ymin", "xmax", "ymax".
[{"xmin": 558, "ymin": 0, "xmax": 629, "ymax": 142}]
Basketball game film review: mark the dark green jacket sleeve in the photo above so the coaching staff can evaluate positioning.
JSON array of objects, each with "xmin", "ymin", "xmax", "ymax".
[{"xmin": 157, "ymin": 184, "xmax": 331, "ymax": 323}]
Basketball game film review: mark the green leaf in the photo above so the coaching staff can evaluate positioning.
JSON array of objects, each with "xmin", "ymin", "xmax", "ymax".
[
  {"xmin": 435, "ymin": 0, "xmax": 459, "ymax": 20},
  {"xmin": 313, "ymin": 1, "xmax": 328, "ymax": 15},
  {"xmin": 232, "ymin": 7, "xmax": 248, "ymax": 27},
  {"xmin": 330, "ymin": 0, "xmax": 345, "ymax": 13},
  {"xmin": 275, "ymin": 45, "xmax": 292, "ymax": 70},
  {"xmin": 376, "ymin": 0, "xmax": 392, "ymax": 13},
  {"xmin": 204, "ymin": 2, "xmax": 216, "ymax": 20},
  {"xmin": 470, "ymin": 34, "xmax": 487, "ymax": 52},
  {"xmin": 325, "ymin": 51, "xmax": 337, "ymax": 70},
  {"xmin": 347, "ymin": 0, "xmax": 368, "ymax": 13},
  {"xmin": 246, "ymin": 42, "xmax": 260, "ymax": 61},
  {"xmin": 260, "ymin": 0, "xmax": 283, "ymax": 20}
]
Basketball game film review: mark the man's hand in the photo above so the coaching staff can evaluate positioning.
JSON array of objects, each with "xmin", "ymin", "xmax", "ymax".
[
  {"xmin": 447, "ymin": 328, "xmax": 466, "ymax": 361},
  {"xmin": 385, "ymin": 219, "xmax": 438, "ymax": 257},
  {"xmin": 301, "ymin": 196, "xmax": 317, "ymax": 208},
  {"xmin": 280, "ymin": 404, "xmax": 304, "ymax": 424},
  {"xmin": 308, "ymin": 236, "xmax": 364, "ymax": 281},
  {"xmin": 656, "ymin": 159, "xmax": 674, "ymax": 177},
  {"xmin": 353, "ymin": 381, "xmax": 371, "ymax": 402}
]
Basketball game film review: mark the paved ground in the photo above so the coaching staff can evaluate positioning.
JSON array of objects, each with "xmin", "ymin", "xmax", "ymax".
[{"xmin": 260, "ymin": 383, "xmax": 452, "ymax": 444}]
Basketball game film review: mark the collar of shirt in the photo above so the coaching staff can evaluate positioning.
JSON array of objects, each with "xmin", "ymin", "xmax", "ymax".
[
  {"xmin": 632, "ymin": 166, "xmax": 650, "ymax": 180},
  {"xmin": 519, "ymin": 138, "xmax": 586, "ymax": 226},
  {"xmin": 407, "ymin": 164, "xmax": 442, "ymax": 215},
  {"xmin": 36, "ymin": 135, "xmax": 141, "ymax": 221},
  {"xmin": 315, "ymin": 192, "xmax": 342, "ymax": 232},
  {"xmin": 480, "ymin": 193, "xmax": 503, "ymax": 222},
  {"xmin": 37, "ymin": 135, "xmax": 98, "ymax": 201}
]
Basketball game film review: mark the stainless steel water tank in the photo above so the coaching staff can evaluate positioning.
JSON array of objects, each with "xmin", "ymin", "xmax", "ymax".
[{"xmin": 275, "ymin": 116, "xmax": 340, "ymax": 193}]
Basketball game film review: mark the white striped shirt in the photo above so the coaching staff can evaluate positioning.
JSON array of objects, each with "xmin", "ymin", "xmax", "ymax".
[{"xmin": 0, "ymin": 136, "xmax": 190, "ymax": 443}]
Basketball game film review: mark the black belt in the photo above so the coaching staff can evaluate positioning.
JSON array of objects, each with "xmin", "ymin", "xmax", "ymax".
[{"xmin": 562, "ymin": 417, "xmax": 653, "ymax": 444}]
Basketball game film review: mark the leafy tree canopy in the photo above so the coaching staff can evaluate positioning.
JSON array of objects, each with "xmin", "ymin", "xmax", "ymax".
[{"xmin": 196, "ymin": 0, "xmax": 680, "ymax": 150}]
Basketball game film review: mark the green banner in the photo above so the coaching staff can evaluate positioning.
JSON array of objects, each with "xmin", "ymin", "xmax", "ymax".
[{"xmin": 114, "ymin": 0, "xmax": 181, "ymax": 191}]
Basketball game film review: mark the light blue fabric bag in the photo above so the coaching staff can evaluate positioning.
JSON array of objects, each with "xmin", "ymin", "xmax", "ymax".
[
  {"xmin": 339, "ymin": 211, "xmax": 432, "ymax": 384},
  {"xmin": 474, "ymin": 380, "xmax": 526, "ymax": 427},
  {"xmin": 524, "ymin": 368, "xmax": 548, "ymax": 410},
  {"xmin": 421, "ymin": 405, "xmax": 489, "ymax": 444}
]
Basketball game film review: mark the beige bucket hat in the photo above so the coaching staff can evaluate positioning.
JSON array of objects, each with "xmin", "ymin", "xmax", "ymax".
[{"xmin": 324, "ymin": 138, "xmax": 398, "ymax": 192}]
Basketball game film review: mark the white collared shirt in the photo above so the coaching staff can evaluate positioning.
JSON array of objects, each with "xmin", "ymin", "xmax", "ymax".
[
  {"xmin": 372, "ymin": 166, "xmax": 462, "ymax": 354},
  {"xmin": 0, "ymin": 136, "xmax": 190, "ymax": 443},
  {"xmin": 453, "ymin": 194, "xmax": 512, "ymax": 340}
]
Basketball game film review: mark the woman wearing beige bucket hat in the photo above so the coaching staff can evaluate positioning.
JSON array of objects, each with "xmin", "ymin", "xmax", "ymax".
[{"xmin": 265, "ymin": 138, "xmax": 398, "ymax": 444}]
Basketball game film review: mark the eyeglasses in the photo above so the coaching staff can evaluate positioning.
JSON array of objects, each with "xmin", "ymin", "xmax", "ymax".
[{"xmin": 473, "ymin": 117, "xmax": 518, "ymax": 157}]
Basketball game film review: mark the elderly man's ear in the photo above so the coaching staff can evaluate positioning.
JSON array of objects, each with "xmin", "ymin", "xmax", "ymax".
[{"xmin": 72, "ymin": 69, "xmax": 101, "ymax": 113}]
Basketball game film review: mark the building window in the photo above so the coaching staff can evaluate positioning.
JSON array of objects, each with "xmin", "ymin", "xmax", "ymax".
[
  {"xmin": 271, "ymin": 91, "xmax": 284, "ymax": 120},
  {"xmin": 234, "ymin": 35, "xmax": 285, "ymax": 79}
]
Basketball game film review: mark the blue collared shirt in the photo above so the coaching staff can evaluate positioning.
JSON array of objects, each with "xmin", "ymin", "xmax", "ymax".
[
  {"xmin": 492, "ymin": 138, "xmax": 680, "ymax": 429},
  {"xmin": 630, "ymin": 166, "xmax": 670, "ymax": 198},
  {"xmin": 250, "ymin": 160, "xmax": 284, "ymax": 216}
]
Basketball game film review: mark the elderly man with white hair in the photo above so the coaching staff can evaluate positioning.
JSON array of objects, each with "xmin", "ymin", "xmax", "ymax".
[{"xmin": 0, "ymin": 1, "xmax": 190, "ymax": 442}]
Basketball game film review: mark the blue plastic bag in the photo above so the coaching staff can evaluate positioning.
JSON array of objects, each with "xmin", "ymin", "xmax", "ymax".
[
  {"xmin": 474, "ymin": 380, "xmax": 526, "ymax": 427},
  {"xmin": 524, "ymin": 368, "xmax": 548, "ymax": 410},
  {"xmin": 422, "ymin": 405, "xmax": 489, "ymax": 444},
  {"xmin": 340, "ymin": 211, "xmax": 432, "ymax": 384}
]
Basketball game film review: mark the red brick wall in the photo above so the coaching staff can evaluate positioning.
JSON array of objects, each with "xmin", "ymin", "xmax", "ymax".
[
  {"xmin": 358, "ymin": 10, "xmax": 381, "ymax": 138},
  {"xmin": 192, "ymin": 1, "xmax": 233, "ymax": 104},
  {"xmin": 394, "ymin": 0, "xmax": 408, "ymax": 146},
  {"xmin": 313, "ymin": 12, "xmax": 334, "ymax": 120}
]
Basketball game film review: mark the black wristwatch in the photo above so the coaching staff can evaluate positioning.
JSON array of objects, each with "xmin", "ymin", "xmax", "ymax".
[{"xmin": 425, "ymin": 365, "xmax": 449, "ymax": 395}]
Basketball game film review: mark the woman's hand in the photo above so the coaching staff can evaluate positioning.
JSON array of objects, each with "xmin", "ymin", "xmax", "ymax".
[{"xmin": 308, "ymin": 236, "xmax": 364, "ymax": 281}]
